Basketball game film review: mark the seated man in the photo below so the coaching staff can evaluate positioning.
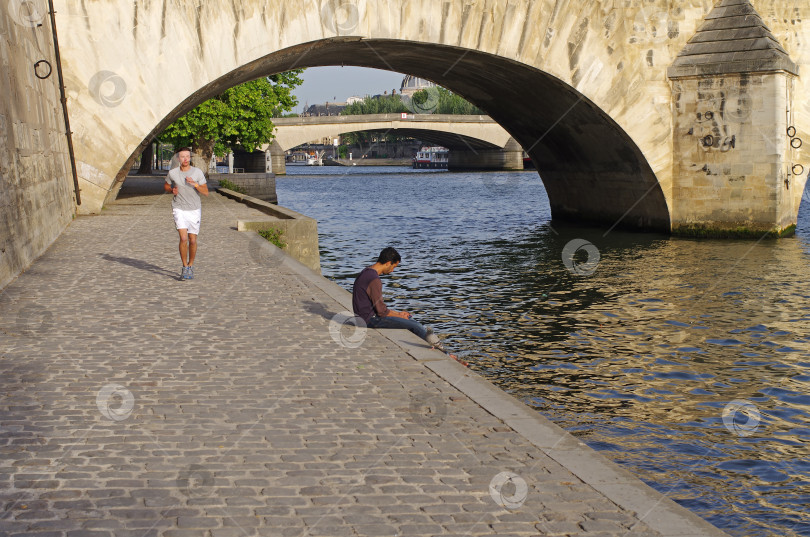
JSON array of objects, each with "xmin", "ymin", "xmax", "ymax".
[{"xmin": 352, "ymin": 247, "xmax": 447, "ymax": 352}]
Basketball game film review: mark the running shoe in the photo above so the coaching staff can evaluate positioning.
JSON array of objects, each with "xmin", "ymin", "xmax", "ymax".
[
  {"xmin": 187, "ymin": 266, "xmax": 194, "ymax": 280},
  {"xmin": 180, "ymin": 266, "xmax": 188, "ymax": 280}
]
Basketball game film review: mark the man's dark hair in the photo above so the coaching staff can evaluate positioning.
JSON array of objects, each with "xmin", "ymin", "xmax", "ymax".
[
  {"xmin": 176, "ymin": 147, "xmax": 192, "ymax": 155},
  {"xmin": 377, "ymin": 247, "xmax": 401, "ymax": 264}
]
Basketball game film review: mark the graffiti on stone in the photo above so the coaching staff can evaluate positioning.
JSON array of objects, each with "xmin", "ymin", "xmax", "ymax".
[{"xmin": 690, "ymin": 85, "xmax": 751, "ymax": 154}]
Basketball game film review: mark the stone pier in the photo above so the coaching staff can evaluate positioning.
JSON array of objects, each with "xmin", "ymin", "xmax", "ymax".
[
  {"xmin": 448, "ymin": 138, "xmax": 525, "ymax": 172},
  {"xmin": 667, "ymin": 0, "xmax": 803, "ymax": 237}
]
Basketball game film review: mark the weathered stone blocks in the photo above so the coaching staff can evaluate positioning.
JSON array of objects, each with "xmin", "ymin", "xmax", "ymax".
[
  {"xmin": 667, "ymin": 0, "xmax": 805, "ymax": 236},
  {"xmin": 0, "ymin": 3, "xmax": 75, "ymax": 289}
]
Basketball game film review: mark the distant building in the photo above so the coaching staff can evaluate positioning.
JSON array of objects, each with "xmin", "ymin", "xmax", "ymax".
[
  {"xmin": 346, "ymin": 96, "xmax": 364, "ymax": 105},
  {"xmin": 399, "ymin": 75, "xmax": 437, "ymax": 97},
  {"xmin": 303, "ymin": 102, "xmax": 347, "ymax": 116}
]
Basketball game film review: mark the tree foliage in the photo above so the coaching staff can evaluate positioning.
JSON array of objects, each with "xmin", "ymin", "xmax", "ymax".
[
  {"xmin": 341, "ymin": 94, "xmax": 408, "ymax": 115},
  {"xmin": 338, "ymin": 87, "xmax": 483, "ymax": 152},
  {"xmin": 340, "ymin": 86, "xmax": 483, "ymax": 117},
  {"xmin": 160, "ymin": 70, "xmax": 303, "ymax": 169},
  {"xmin": 411, "ymin": 87, "xmax": 484, "ymax": 115}
]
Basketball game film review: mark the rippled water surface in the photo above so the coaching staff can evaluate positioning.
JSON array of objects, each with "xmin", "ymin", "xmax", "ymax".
[{"xmin": 277, "ymin": 166, "xmax": 810, "ymax": 537}]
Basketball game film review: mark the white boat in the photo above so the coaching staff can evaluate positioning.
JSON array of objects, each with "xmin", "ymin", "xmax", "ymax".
[
  {"xmin": 306, "ymin": 151, "xmax": 326, "ymax": 166},
  {"xmin": 413, "ymin": 146, "xmax": 449, "ymax": 169}
]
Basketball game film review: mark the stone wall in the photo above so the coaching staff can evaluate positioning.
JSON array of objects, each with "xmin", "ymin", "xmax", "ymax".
[
  {"xmin": 0, "ymin": 4, "xmax": 75, "ymax": 290},
  {"xmin": 217, "ymin": 188, "xmax": 321, "ymax": 274},
  {"xmin": 666, "ymin": 0, "xmax": 804, "ymax": 236},
  {"xmin": 208, "ymin": 173, "xmax": 277, "ymax": 204},
  {"xmin": 447, "ymin": 150, "xmax": 524, "ymax": 172},
  {"xmin": 671, "ymin": 73, "xmax": 796, "ymax": 236}
]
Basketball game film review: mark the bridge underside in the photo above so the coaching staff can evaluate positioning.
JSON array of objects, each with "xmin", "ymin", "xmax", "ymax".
[
  {"xmin": 134, "ymin": 38, "xmax": 671, "ymax": 232},
  {"xmin": 283, "ymin": 126, "xmax": 523, "ymax": 172},
  {"xmin": 341, "ymin": 129, "xmax": 501, "ymax": 152}
]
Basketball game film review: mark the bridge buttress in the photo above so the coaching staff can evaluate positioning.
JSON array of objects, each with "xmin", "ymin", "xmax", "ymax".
[
  {"xmin": 269, "ymin": 140, "xmax": 286, "ymax": 176},
  {"xmin": 447, "ymin": 137, "xmax": 524, "ymax": 172},
  {"xmin": 667, "ymin": 0, "xmax": 804, "ymax": 237}
]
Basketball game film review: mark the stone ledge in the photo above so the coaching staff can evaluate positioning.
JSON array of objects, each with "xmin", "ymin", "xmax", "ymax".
[
  {"xmin": 217, "ymin": 187, "xmax": 321, "ymax": 273},
  {"xmin": 668, "ymin": 61, "xmax": 798, "ymax": 78},
  {"xmin": 209, "ymin": 173, "xmax": 277, "ymax": 204}
]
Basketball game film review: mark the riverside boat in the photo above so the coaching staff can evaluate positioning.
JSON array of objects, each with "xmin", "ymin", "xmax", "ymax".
[{"xmin": 412, "ymin": 146, "xmax": 449, "ymax": 169}]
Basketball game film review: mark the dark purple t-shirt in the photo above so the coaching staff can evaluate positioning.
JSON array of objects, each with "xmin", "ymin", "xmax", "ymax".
[{"xmin": 352, "ymin": 267, "xmax": 389, "ymax": 322}]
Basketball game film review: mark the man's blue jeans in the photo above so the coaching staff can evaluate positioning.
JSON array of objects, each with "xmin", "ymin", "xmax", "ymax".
[{"xmin": 367, "ymin": 315, "xmax": 428, "ymax": 340}]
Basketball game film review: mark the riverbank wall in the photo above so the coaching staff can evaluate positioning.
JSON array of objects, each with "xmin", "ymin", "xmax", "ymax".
[{"xmin": 0, "ymin": 7, "xmax": 76, "ymax": 290}]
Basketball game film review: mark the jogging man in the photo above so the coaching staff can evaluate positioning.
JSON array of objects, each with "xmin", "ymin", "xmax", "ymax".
[
  {"xmin": 352, "ymin": 247, "xmax": 447, "ymax": 352},
  {"xmin": 164, "ymin": 148, "xmax": 208, "ymax": 280}
]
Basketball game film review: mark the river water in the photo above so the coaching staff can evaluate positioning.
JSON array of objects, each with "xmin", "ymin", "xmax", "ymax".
[{"xmin": 276, "ymin": 165, "xmax": 810, "ymax": 537}]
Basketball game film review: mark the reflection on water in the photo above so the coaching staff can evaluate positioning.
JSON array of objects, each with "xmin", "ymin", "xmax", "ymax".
[{"xmin": 277, "ymin": 166, "xmax": 810, "ymax": 537}]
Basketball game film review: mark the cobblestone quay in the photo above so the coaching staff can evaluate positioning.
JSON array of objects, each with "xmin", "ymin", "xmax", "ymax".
[{"xmin": 0, "ymin": 179, "xmax": 730, "ymax": 537}]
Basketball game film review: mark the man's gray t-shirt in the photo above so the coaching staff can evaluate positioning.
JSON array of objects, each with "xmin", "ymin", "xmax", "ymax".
[{"xmin": 166, "ymin": 166, "xmax": 206, "ymax": 210}]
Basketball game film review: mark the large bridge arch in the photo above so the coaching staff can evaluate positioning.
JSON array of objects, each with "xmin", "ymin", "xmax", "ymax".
[{"xmin": 56, "ymin": 0, "xmax": 809, "ymax": 234}]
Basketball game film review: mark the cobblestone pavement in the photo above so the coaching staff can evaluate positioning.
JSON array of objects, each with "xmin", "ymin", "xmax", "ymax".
[{"xmin": 0, "ymin": 179, "xmax": 729, "ymax": 537}]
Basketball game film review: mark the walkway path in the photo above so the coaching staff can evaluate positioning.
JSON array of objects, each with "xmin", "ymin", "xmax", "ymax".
[{"xmin": 0, "ymin": 179, "xmax": 729, "ymax": 537}]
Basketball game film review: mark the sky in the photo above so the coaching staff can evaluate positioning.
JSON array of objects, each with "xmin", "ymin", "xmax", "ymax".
[{"xmin": 291, "ymin": 66, "xmax": 407, "ymax": 113}]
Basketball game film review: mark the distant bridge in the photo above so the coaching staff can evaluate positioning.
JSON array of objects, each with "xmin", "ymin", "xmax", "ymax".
[{"xmin": 267, "ymin": 113, "xmax": 524, "ymax": 173}]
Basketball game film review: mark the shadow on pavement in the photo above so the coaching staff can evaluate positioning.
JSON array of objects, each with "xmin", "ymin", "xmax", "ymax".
[
  {"xmin": 300, "ymin": 299, "xmax": 338, "ymax": 320},
  {"xmin": 100, "ymin": 253, "xmax": 178, "ymax": 280},
  {"xmin": 117, "ymin": 175, "xmax": 168, "ymax": 199}
]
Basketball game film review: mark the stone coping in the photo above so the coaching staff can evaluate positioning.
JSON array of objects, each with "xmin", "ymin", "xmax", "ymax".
[
  {"xmin": 216, "ymin": 187, "xmax": 299, "ymax": 220},
  {"xmin": 217, "ymin": 187, "xmax": 321, "ymax": 273}
]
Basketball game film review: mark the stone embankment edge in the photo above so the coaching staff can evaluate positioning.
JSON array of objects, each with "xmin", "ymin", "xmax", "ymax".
[
  {"xmin": 217, "ymin": 188, "xmax": 321, "ymax": 273},
  {"xmin": 247, "ymin": 226, "xmax": 732, "ymax": 537}
]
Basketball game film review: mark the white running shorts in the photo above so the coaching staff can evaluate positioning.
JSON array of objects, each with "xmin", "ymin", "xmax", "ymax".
[{"xmin": 172, "ymin": 208, "xmax": 202, "ymax": 235}]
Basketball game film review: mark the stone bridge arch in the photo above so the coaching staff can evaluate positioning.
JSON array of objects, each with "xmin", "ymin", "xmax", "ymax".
[
  {"xmin": 56, "ymin": 0, "xmax": 809, "ymax": 234},
  {"xmin": 270, "ymin": 114, "xmax": 513, "ymax": 153},
  {"xmin": 269, "ymin": 114, "xmax": 525, "ymax": 171}
]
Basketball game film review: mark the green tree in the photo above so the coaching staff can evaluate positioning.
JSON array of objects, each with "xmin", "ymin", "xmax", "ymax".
[
  {"xmin": 412, "ymin": 87, "xmax": 484, "ymax": 115},
  {"xmin": 161, "ymin": 70, "xmax": 303, "ymax": 171},
  {"xmin": 341, "ymin": 94, "xmax": 408, "ymax": 115},
  {"xmin": 341, "ymin": 87, "xmax": 483, "ymax": 116}
]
